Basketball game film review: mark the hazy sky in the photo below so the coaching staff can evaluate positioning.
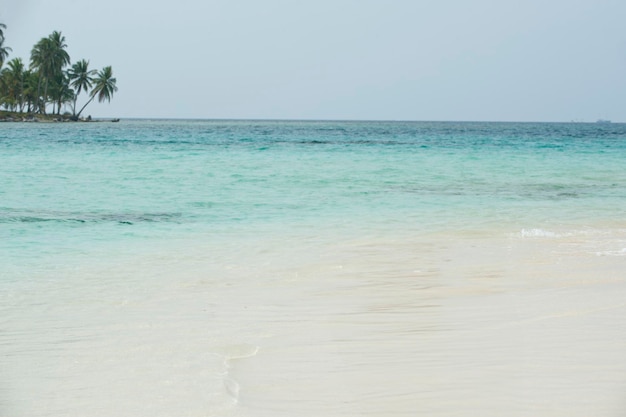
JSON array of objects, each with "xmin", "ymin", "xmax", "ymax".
[{"xmin": 1, "ymin": 0, "xmax": 625, "ymax": 121}]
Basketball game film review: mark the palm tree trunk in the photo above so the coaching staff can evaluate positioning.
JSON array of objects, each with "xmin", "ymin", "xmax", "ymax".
[
  {"xmin": 42, "ymin": 79, "xmax": 49, "ymax": 115},
  {"xmin": 76, "ymin": 95, "xmax": 95, "ymax": 119},
  {"xmin": 35, "ymin": 75, "xmax": 43, "ymax": 114}
]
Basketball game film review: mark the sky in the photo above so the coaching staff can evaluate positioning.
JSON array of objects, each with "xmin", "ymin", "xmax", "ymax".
[{"xmin": 1, "ymin": 0, "xmax": 625, "ymax": 121}]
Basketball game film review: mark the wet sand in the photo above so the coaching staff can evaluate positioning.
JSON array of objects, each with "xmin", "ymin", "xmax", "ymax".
[{"xmin": 2, "ymin": 229, "xmax": 626, "ymax": 416}]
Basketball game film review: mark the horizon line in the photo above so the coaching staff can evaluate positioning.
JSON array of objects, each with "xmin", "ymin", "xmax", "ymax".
[{"xmin": 91, "ymin": 116, "xmax": 623, "ymax": 124}]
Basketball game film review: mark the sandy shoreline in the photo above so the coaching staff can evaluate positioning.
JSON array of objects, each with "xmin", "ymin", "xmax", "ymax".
[
  {"xmin": 2, "ymin": 228, "xmax": 626, "ymax": 416},
  {"xmin": 0, "ymin": 111, "xmax": 118, "ymax": 123}
]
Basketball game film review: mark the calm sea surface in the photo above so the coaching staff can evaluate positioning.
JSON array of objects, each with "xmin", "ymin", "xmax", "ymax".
[{"xmin": 2, "ymin": 120, "xmax": 626, "ymax": 416}]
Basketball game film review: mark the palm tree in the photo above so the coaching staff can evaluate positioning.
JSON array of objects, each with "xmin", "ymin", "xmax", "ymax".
[
  {"xmin": 67, "ymin": 59, "xmax": 95, "ymax": 116},
  {"xmin": 0, "ymin": 23, "xmax": 11, "ymax": 68},
  {"xmin": 76, "ymin": 66, "xmax": 117, "ymax": 118},
  {"xmin": 30, "ymin": 31, "xmax": 70, "ymax": 113},
  {"xmin": 47, "ymin": 31, "xmax": 70, "ymax": 69},
  {"xmin": 30, "ymin": 37, "xmax": 52, "ymax": 112},
  {"xmin": 23, "ymin": 70, "xmax": 39, "ymax": 113},
  {"xmin": 48, "ymin": 72, "xmax": 73, "ymax": 115},
  {"xmin": 0, "ymin": 68, "xmax": 8, "ymax": 110},
  {"xmin": 0, "ymin": 42, "xmax": 11, "ymax": 68},
  {"xmin": 0, "ymin": 57, "xmax": 25, "ymax": 111}
]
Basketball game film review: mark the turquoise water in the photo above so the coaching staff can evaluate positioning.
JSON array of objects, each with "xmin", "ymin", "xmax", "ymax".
[
  {"xmin": 2, "ymin": 120, "xmax": 626, "ymax": 264},
  {"xmin": 2, "ymin": 120, "xmax": 626, "ymax": 417}
]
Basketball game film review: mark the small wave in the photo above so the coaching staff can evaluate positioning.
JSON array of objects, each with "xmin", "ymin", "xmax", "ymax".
[
  {"xmin": 520, "ymin": 228, "xmax": 558, "ymax": 238},
  {"xmin": 223, "ymin": 378, "xmax": 241, "ymax": 401},
  {"xmin": 596, "ymin": 248, "xmax": 626, "ymax": 257},
  {"xmin": 209, "ymin": 343, "xmax": 259, "ymax": 406},
  {"xmin": 212, "ymin": 343, "xmax": 259, "ymax": 360}
]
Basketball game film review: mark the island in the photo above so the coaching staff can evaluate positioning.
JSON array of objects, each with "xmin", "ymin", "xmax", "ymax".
[{"xmin": 0, "ymin": 23, "xmax": 118, "ymax": 121}]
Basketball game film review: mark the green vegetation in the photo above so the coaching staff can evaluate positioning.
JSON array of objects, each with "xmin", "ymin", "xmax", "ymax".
[{"xmin": 0, "ymin": 23, "xmax": 117, "ymax": 120}]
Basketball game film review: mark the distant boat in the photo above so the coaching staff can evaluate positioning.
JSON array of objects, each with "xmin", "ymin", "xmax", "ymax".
[
  {"xmin": 111, "ymin": 118, "xmax": 120, "ymax": 123},
  {"xmin": 596, "ymin": 119, "xmax": 611, "ymax": 124}
]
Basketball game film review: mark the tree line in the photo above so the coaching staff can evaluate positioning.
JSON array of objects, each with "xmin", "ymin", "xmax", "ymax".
[{"xmin": 0, "ymin": 23, "xmax": 117, "ymax": 119}]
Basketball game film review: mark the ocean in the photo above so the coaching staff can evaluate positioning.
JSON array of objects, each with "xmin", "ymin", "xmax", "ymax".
[{"xmin": 1, "ymin": 120, "xmax": 626, "ymax": 416}]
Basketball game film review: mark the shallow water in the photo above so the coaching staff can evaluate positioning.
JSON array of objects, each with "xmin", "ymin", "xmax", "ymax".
[{"xmin": 1, "ymin": 120, "xmax": 626, "ymax": 416}]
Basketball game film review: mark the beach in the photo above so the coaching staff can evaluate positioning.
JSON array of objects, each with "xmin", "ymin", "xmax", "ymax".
[{"xmin": 1, "ymin": 120, "xmax": 626, "ymax": 416}]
